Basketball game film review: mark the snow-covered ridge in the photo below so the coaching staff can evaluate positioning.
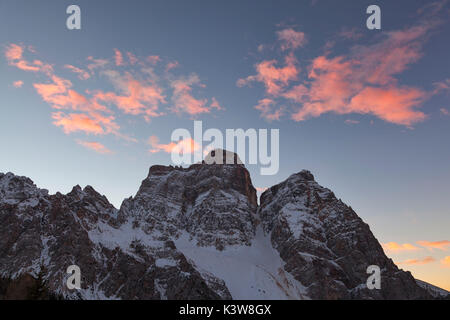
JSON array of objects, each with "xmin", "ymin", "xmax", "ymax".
[
  {"xmin": 0, "ymin": 153, "xmax": 441, "ymax": 299},
  {"xmin": 416, "ymin": 279, "xmax": 449, "ymax": 298}
]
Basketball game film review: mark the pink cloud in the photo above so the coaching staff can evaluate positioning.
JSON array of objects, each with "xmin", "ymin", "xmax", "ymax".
[
  {"xmin": 52, "ymin": 112, "xmax": 106, "ymax": 135},
  {"xmin": 147, "ymin": 55, "xmax": 161, "ymax": 65},
  {"xmin": 433, "ymin": 79, "xmax": 450, "ymax": 95},
  {"xmin": 114, "ymin": 49, "xmax": 124, "ymax": 66},
  {"xmin": 5, "ymin": 43, "xmax": 23, "ymax": 60},
  {"xmin": 13, "ymin": 80, "xmax": 23, "ymax": 88},
  {"xmin": 170, "ymin": 74, "xmax": 212, "ymax": 115},
  {"xmin": 337, "ymin": 27, "xmax": 363, "ymax": 41},
  {"xmin": 166, "ymin": 61, "xmax": 179, "ymax": 72},
  {"xmin": 240, "ymin": 16, "xmax": 438, "ymax": 127},
  {"xmin": 51, "ymin": 111, "xmax": 120, "ymax": 136},
  {"xmin": 441, "ymin": 108, "xmax": 450, "ymax": 116},
  {"xmin": 33, "ymin": 75, "xmax": 108, "ymax": 113},
  {"xmin": 5, "ymin": 43, "xmax": 52, "ymax": 74},
  {"xmin": 237, "ymin": 53, "xmax": 299, "ymax": 96},
  {"xmin": 5, "ymin": 43, "xmax": 222, "ymax": 145},
  {"xmin": 86, "ymin": 56, "xmax": 109, "ymax": 71},
  {"xmin": 64, "ymin": 64, "xmax": 90, "ymax": 80},
  {"xmin": 148, "ymin": 135, "xmax": 200, "ymax": 154},
  {"xmin": 210, "ymin": 97, "xmax": 224, "ymax": 110},
  {"xmin": 76, "ymin": 140, "xmax": 112, "ymax": 154},
  {"xmin": 289, "ymin": 48, "xmax": 428, "ymax": 126},
  {"xmin": 276, "ymin": 28, "xmax": 306, "ymax": 51},
  {"xmin": 94, "ymin": 73, "xmax": 166, "ymax": 120},
  {"xmin": 127, "ymin": 52, "xmax": 138, "ymax": 65},
  {"xmin": 254, "ymin": 98, "xmax": 283, "ymax": 121}
]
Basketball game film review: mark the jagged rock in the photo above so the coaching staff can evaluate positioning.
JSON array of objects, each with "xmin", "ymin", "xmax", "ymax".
[
  {"xmin": 0, "ymin": 151, "xmax": 441, "ymax": 299},
  {"xmin": 259, "ymin": 170, "xmax": 430, "ymax": 299}
]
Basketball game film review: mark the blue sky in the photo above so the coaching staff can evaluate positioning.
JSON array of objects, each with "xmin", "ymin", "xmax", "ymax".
[{"xmin": 0, "ymin": 0, "xmax": 449, "ymax": 289}]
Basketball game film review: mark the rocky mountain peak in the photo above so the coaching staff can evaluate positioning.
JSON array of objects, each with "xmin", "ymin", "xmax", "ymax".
[{"xmin": 0, "ymin": 162, "xmax": 442, "ymax": 300}]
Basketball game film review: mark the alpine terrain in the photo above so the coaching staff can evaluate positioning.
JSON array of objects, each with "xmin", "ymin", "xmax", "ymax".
[{"xmin": 0, "ymin": 150, "xmax": 447, "ymax": 300}]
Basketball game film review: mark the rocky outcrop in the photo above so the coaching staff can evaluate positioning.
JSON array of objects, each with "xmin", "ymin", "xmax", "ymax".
[
  {"xmin": 0, "ymin": 171, "xmax": 232, "ymax": 299},
  {"xmin": 0, "ymin": 152, "xmax": 440, "ymax": 299},
  {"xmin": 259, "ymin": 170, "xmax": 430, "ymax": 299},
  {"xmin": 119, "ymin": 162, "xmax": 257, "ymax": 249}
]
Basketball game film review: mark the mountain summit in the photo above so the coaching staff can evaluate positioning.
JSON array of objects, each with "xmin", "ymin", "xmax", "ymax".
[{"xmin": 0, "ymin": 154, "xmax": 445, "ymax": 299}]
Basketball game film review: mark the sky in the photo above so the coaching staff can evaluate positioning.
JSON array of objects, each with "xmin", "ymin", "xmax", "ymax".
[{"xmin": 0, "ymin": 0, "xmax": 449, "ymax": 291}]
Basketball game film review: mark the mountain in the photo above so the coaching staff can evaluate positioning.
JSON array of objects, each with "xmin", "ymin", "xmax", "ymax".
[
  {"xmin": 416, "ymin": 280, "xmax": 449, "ymax": 299},
  {"xmin": 0, "ymin": 152, "xmax": 441, "ymax": 299}
]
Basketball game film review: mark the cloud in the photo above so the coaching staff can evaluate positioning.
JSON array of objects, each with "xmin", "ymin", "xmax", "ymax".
[
  {"xmin": 254, "ymin": 98, "xmax": 283, "ymax": 121},
  {"xmin": 94, "ymin": 72, "xmax": 166, "ymax": 120},
  {"xmin": 147, "ymin": 55, "xmax": 161, "ymax": 65},
  {"xmin": 289, "ymin": 43, "xmax": 428, "ymax": 126},
  {"xmin": 166, "ymin": 61, "xmax": 179, "ymax": 72},
  {"xmin": 337, "ymin": 27, "xmax": 363, "ymax": 41},
  {"xmin": 441, "ymin": 256, "xmax": 450, "ymax": 268},
  {"xmin": 417, "ymin": 240, "xmax": 450, "ymax": 251},
  {"xmin": 433, "ymin": 79, "xmax": 450, "ymax": 95},
  {"xmin": 33, "ymin": 75, "xmax": 109, "ymax": 114},
  {"xmin": 13, "ymin": 80, "xmax": 23, "ymax": 88},
  {"xmin": 210, "ymin": 97, "xmax": 224, "ymax": 110},
  {"xmin": 170, "ymin": 74, "xmax": 213, "ymax": 116},
  {"xmin": 86, "ymin": 56, "xmax": 109, "ymax": 71},
  {"xmin": 276, "ymin": 28, "xmax": 306, "ymax": 51},
  {"xmin": 5, "ymin": 43, "xmax": 52, "ymax": 74},
  {"xmin": 127, "ymin": 52, "xmax": 138, "ymax": 65},
  {"xmin": 5, "ymin": 43, "xmax": 222, "ymax": 145},
  {"xmin": 76, "ymin": 140, "xmax": 112, "ymax": 154},
  {"xmin": 345, "ymin": 119, "xmax": 359, "ymax": 125},
  {"xmin": 237, "ymin": 53, "xmax": 298, "ymax": 96},
  {"xmin": 325, "ymin": 27, "xmax": 364, "ymax": 50},
  {"xmin": 52, "ymin": 112, "xmax": 107, "ymax": 135},
  {"xmin": 397, "ymin": 256, "xmax": 436, "ymax": 266},
  {"xmin": 441, "ymin": 108, "xmax": 450, "ymax": 116},
  {"xmin": 148, "ymin": 135, "xmax": 200, "ymax": 154},
  {"xmin": 239, "ymin": 6, "xmax": 443, "ymax": 127},
  {"xmin": 114, "ymin": 49, "xmax": 124, "ymax": 66},
  {"xmin": 5, "ymin": 43, "xmax": 23, "ymax": 60},
  {"xmin": 64, "ymin": 64, "xmax": 90, "ymax": 80},
  {"xmin": 382, "ymin": 242, "xmax": 421, "ymax": 253}
]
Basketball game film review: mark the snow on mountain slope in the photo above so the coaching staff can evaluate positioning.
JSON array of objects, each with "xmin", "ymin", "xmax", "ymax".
[
  {"xmin": 259, "ymin": 170, "xmax": 431, "ymax": 299},
  {"xmin": 175, "ymin": 224, "xmax": 308, "ymax": 300},
  {"xmin": 416, "ymin": 279, "xmax": 449, "ymax": 298},
  {"xmin": 0, "ymin": 151, "xmax": 442, "ymax": 299}
]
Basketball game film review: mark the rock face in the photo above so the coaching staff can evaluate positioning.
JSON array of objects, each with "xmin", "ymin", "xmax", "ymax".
[
  {"xmin": 0, "ymin": 171, "xmax": 232, "ymax": 299},
  {"xmin": 259, "ymin": 170, "xmax": 430, "ymax": 299},
  {"xmin": 0, "ymin": 154, "xmax": 437, "ymax": 299}
]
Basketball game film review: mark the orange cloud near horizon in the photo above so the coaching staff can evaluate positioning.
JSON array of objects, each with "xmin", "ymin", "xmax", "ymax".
[
  {"xmin": 397, "ymin": 256, "xmax": 436, "ymax": 266},
  {"xmin": 417, "ymin": 240, "xmax": 450, "ymax": 251},
  {"xmin": 382, "ymin": 242, "xmax": 421, "ymax": 253},
  {"xmin": 441, "ymin": 256, "xmax": 450, "ymax": 268}
]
